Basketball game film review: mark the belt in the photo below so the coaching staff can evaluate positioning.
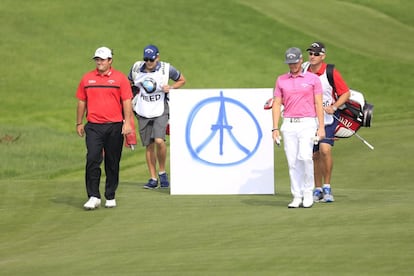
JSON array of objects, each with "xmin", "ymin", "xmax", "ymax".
[
  {"xmin": 284, "ymin": 117, "xmax": 316, "ymax": 124},
  {"xmin": 289, "ymin": 118, "xmax": 303, "ymax": 123}
]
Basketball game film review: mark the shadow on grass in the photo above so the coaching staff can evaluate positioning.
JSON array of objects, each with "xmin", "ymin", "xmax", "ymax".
[
  {"xmin": 241, "ymin": 194, "xmax": 288, "ymax": 207},
  {"xmin": 122, "ymin": 181, "xmax": 171, "ymax": 194},
  {"xmin": 51, "ymin": 195, "xmax": 83, "ymax": 209}
]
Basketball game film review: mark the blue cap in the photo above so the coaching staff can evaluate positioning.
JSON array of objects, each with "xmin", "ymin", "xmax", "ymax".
[{"xmin": 143, "ymin": 45, "xmax": 159, "ymax": 59}]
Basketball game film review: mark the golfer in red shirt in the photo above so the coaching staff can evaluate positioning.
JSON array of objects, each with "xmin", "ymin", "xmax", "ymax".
[{"xmin": 76, "ymin": 46, "xmax": 133, "ymax": 210}]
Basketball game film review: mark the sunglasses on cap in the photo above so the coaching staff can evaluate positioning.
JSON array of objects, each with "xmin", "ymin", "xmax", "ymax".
[
  {"xmin": 144, "ymin": 57, "xmax": 156, "ymax": 62},
  {"xmin": 308, "ymin": 52, "xmax": 323, "ymax": 56}
]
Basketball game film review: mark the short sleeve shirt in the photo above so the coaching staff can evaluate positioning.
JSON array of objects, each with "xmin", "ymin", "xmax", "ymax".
[
  {"xmin": 313, "ymin": 63, "xmax": 349, "ymax": 98},
  {"xmin": 274, "ymin": 71, "xmax": 322, "ymax": 118},
  {"xmin": 76, "ymin": 68, "xmax": 133, "ymax": 123},
  {"xmin": 127, "ymin": 61, "xmax": 181, "ymax": 82}
]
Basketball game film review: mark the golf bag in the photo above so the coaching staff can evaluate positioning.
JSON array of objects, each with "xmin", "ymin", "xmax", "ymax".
[
  {"xmin": 326, "ymin": 64, "xmax": 374, "ymax": 138},
  {"xmin": 334, "ymin": 90, "xmax": 374, "ymax": 137}
]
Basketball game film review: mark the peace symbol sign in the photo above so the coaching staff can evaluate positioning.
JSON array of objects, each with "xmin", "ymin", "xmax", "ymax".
[{"xmin": 185, "ymin": 91, "xmax": 263, "ymax": 166}]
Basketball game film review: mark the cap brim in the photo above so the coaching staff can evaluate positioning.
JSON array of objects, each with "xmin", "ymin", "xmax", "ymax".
[
  {"xmin": 306, "ymin": 48, "xmax": 324, "ymax": 53},
  {"xmin": 285, "ymin": 59, "xmax": 300, "ymax": 64},
  {"xmin": 93, "ymin": 56, "xmax": 111, "ymax": 59},
  {"xmin": 143, "ymin": 54, "xmax": 159, "ymax": 59}
]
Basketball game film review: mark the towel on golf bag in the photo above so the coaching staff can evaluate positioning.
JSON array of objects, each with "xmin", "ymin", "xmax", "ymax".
[{"xmin": 166, "ymin": 120, "xmax": 170, "ymax": 135}]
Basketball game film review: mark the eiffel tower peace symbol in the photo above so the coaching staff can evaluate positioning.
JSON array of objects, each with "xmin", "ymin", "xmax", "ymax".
[{"xmin": 185, "ymin": 91, "xmax": 263, "ymax": 166}]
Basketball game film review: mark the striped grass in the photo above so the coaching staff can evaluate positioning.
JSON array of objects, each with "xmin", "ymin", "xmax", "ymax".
[{"xmin": 1, "ymin": 0, "xmax": 413, "ymax": 275}]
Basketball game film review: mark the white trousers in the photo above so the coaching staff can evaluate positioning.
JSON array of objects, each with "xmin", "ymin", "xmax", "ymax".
[{"xmin": 281, "ymin": 118, "xmax": 317, "ymax": 198}]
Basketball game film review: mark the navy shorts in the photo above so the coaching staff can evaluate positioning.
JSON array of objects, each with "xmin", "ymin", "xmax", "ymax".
[{"xmin": 313, "ymin": 117, "xmax": 338, "ymax": 152}]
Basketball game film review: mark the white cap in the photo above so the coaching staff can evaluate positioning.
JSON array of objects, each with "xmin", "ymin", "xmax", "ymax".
[{"xmin": 93, "ymin": 47, "xmax": 112, "ymax": 59}]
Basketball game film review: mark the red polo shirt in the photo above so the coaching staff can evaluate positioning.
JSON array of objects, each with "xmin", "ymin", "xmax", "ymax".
[
  {"xmin": 311, "ymin": 63, "xmax": 349, "ymax": 98},
  {"xmin": 76, "ymin": 68, "xmax": 132, "ymax": 123}
]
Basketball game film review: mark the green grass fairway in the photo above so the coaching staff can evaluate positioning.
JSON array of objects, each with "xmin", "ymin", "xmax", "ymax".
[{"xmin": 1, "ymin": 0, "xmax": 413, "ymax": 275}]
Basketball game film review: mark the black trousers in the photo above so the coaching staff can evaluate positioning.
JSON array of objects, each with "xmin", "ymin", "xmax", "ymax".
[{"xmin": 84, "ymin": 122, "xmax": 124, "ymax": 200}]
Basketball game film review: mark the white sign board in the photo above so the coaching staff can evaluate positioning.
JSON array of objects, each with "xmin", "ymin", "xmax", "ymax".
[{"xmin": 169, "ymin": 88, "xmax": 274, "ymax": 195}]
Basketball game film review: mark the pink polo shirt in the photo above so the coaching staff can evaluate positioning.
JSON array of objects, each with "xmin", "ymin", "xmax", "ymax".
[{"xmin": 274, "ymin": 71, "xmax": 322, "ymax": 118}]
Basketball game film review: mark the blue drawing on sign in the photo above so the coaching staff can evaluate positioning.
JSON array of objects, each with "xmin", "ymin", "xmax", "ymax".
[{"xmin": 185, "ymin": 91, "xmax": 262, "ymax": 166}]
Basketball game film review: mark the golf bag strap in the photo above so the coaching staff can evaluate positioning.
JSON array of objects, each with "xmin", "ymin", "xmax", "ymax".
[
  {"xmin": 326, "ymin": 63, "xmax": 338, "ymax": 100},
  {"xmin": 302, "ymin": 61, "xmax": 310, "ymax": 72}
]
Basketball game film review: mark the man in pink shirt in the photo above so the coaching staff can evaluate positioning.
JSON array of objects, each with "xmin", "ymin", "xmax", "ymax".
[{"xmin": 272, "ymin": 47, "xmax": 325, "ymax": 208}]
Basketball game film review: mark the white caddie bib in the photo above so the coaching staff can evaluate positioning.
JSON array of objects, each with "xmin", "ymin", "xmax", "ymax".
[
  {"xmin": 302, "ymin": 62, "xmax": 335, "ymax": 125},
  {"xmin": 131, "ymin": 61, "xmax": 170, "ymax": 118}
]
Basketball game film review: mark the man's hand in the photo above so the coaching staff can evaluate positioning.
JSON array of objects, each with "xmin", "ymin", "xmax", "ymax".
[
  {"xmin": 122, "ymin": 121, "xmax": 132, "ymax": 135},
  {"xmin": 324, "ymin": 105, "xmax": 337, "ymax": 115},
  {"xmin": 76, "ymin": 124, "xmax": 85, "ymax": 137}
]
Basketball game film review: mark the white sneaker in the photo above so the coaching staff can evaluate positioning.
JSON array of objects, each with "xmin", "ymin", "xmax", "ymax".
[
  {"xmin": 288, "ymin": 197, "xmax": 302, "ymax": 208},
  {"xmin": 105, "ymin": 199, "xmax": 116, "ymax": 208},
  {"xmin": 322, "ymin": 186, "xmax": 335, "ymax": 203},
  {"xmin": 302, "ymin": 191, "xmax": 314, "ymax": 208},
  {"xmin": 83, "ymin": 196, "xmax": 101, "ymax": 210}
]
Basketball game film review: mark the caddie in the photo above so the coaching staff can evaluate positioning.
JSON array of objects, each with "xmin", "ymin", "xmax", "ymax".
[
  {"xmin": 303, "ymin": 41, "xmax": 350, "ymax": 203},
  {"xmin": 128, "ymin": 44, "xmax": 186, "ymax": 189}
]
